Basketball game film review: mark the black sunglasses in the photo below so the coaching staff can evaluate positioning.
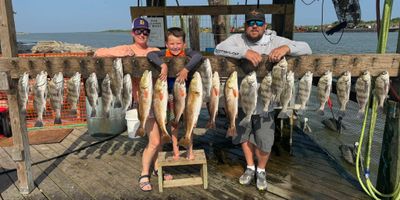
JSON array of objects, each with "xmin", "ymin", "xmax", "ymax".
[
  {"xmin": 133, "ymin": 29, "xmax": 150, "ymax": 36},
  {"xmin": 246, "ymin": 20, "xmax": 265, "ymax": 27}
]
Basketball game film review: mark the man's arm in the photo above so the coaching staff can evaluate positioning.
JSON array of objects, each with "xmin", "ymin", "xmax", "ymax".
[
  {"xmin": 272, "ymin": 36, "xmax": 312, "ymax": 56},
  {"xmin": 94, "ymin": 45, "xmax": 134, "ymax": 57},
  {"xmin": 214, "ymin": 34, "xmax": 249, "ymax": 59}
]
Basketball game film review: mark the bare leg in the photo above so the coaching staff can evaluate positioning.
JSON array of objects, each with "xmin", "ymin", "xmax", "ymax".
[
  {"xmin": 255, "ymin": 147, "xmax": 270, "ymax": 169},
  {"xmin": 241, "ymin": 141, "xmax": 255, "ymax": 166},
  {"xmin": 186, "ymin": 138, "xmax": 194, "ymax": 160},
  {"xmin": 171, "ymin": 125, "xmax": 180, "ymax": 160},
  {"xmin": 140, "ymin": 118, "xmax": 161, "ymax": 191}
]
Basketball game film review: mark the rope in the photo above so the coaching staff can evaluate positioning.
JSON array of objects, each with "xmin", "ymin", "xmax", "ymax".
[
  {"xmin": 300, "ymin": 0, "xmax": 317, "ymax": 6},
  {"xmin": 320, "ymin": 0, "xmax": 345, "ymax": 44}
]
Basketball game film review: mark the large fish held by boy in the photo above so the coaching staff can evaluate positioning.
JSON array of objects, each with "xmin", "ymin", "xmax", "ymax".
[
  {"xmin": 336, "ymin": 71, "xmax": 351, "ymax": 117},
  {"xmin": 18, "ymin": 72, "xmax": 30, "ymax": 115},
  {"xmin": 355, "ymin": 71, "xmax": 371, "ymax": 118},
  {"xmin": 101, "ymin": 74, "xmax": 113, "ymax": 118},
  {"xmin": 85, "ymin": 72, "xmax": 99, "ymax": 117},
  {"xmin": 172, "ymin": 80, "xmax": 186, "ymax": 128},
  {"xmin": 224, "ymin": 71, "xmax": 239, "ymax": 138},
  {"xmin": 33, "ymin": 71, "xmax": 48, "ymax": 127},
  {"xmin": 179, "ymin": 72, "xmax": 203, "ymax": 147},
  {"xmin": 317, "ymin": 70, "xmax": 332, "ymax": 115},
  {"xmin": 136, "ymin": 70, "xmax": 153, "ymax": 137},
  {"xmin": 271, "ymin": 58, "xmax": 288, "ymax": 104},
  {"xmin": 259, "ymin": 72, "xmax": 273, "ymax": 118},
  {"xmin": 374, "ymin": 71, "xmax": 390, "ymax": 110},
  {"xmin": 278, "ymin": 71, "xmax": 295, "ymax": 119},
  {"xmin": 297, "ymin": 71, "xmax": 313, "ymax": 114},
  {"xmin": 153, "ymin": 77, "xmax": 171, "ymax": 143},
  {"xmin": 48, "ymin": 72, "xmax": 64, "ymax": 124},
  {"xmin": 111, "ymin": 58, "xmax": 124, "ymax": 108},
  {"xmin": 122, "ymin": 74, "xmax": 133, "ymax": 112},
  {"xmin": 67, "ymin": 72, "xmax": 81, "ymax": 116},
  {"xmin": 239, "ymin": 71, "xmax": 258, "ymax": 128},
  {"xmin": 198, "ymin": 58, "xmax": 212, "ymax": 102},
  {"xmin": 206, "ymin": 71, "xmax": 220, "ymax": 129}
]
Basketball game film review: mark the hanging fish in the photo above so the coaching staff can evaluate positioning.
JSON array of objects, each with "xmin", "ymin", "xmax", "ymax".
[
  {"xmin": 48, "ymin": 72, "xmax": 64, "ymax": 124},
  {"xmin": 355, "ymin": 71, "xmax": 371, "ymax": 118},
  {"xmin": 239, "ymin": 71, "xmax": 258, "ymax": 128},
  {"xmin": 101, "ymin": 74, "xmax": 113, "ymax": 118},
  {"xmin": 198, "ymin": 58, "xmax": 212, "ymax": 102},
  {"xmin": 271, "ymin": 58, "xmax": 287, "ymax": 104},
  {"xmin": 374, "ymin": 71, "xmax": 390, "ymax": 110},
  {"xmin": 179, "ymin": 72, "xmax": 203, "ymax": 148},
  {"xmin": 317, "ymin": 70, "xmax": 332, "ymax": 115},
  {"xmin": 85, "ymin": 73, "xmax": 99, "ymax": 117},
  {"xmin": 278, "ymin": 71, "xmax": 295, "ymax": 119},
  {"xmin": 153, "ymin": 77, "xmax": 171, "ymax": 143},
  {"xmin": 111, "ymin": 58, "xmax": 124, "ymax": 108},
  {"xmin": 18, "ymin": 72, "xmax": 30, "ymax": 115},
  {"xmin": 122, "ymin": 74, "xmax": 133, "ymax": 112},
  {"xmin": 172, "ymin": 79, "xmax": 186, "ymax": 128},
  {"xmin": 224, "ymin": 71, "xmax": 239, "ymax": 138},
  {"xmin": 33, "ymin": 71, "xmax": 48, "ymax": 127},
  {"xmin": 336, "ymin": 71, "xmax": 351, "ymax": 117},
  {"xmin": 136, "ymin": 70, "xmax": 153, "ymax": 137},
  {"xmin": 259, "ymin": 72, "xmax": 273, "ymax": 118},
  {"xmin": 67, "ymin": 72, "xmax": 81, "ymax": 116},
  {"xmin": 206, "ymin": 71, "xmax": 220, "ymax": 129},
  {"xmin": 297, "ymin": 71, "xmax": 313, "ymax": 114}
]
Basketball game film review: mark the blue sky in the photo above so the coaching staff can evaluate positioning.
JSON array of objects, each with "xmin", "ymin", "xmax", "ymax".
[{"xmin": 12, "ymin": 0, "xmax": 400, "ymax": 33}]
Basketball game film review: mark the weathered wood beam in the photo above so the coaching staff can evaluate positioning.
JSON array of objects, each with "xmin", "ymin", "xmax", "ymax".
[
  {"xmin": 130, "ymin": 5, "xmax": 291, "ymax": 19},
  {"xmin": 272, "ymin": 0, "xmax": 294, "ymax": 39},
  {"xmin": 0, "ymin": 0, "xmax": 18, "ymax": 57},
  {"xmin": 0, "ymin": 54, "xmax": 399, "ymax": 79}
]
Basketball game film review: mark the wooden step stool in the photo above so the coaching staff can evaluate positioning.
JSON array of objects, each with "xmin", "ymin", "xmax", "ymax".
[{"xmin": 156, "ymin": 149, "xmax": 208, "ymax": 192}]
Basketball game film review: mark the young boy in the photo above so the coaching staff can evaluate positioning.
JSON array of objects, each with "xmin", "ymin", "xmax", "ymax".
[{"xmin": 147, "ymin": 27, "xmax": 202, "ymax": 160}]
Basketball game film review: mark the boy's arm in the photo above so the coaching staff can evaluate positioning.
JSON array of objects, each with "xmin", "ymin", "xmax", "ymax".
[
  {"xmin": 147, "ymin": 50, "xmax": 166, "ymax": 68},
  {"xmin": 214, "ymin": 34, "xmax": 249, "ymax": 59},
  {"xmin": 94, "ymin": 45, "xmax": 134, "ymax": 57},
  {"xmin": 184, "ymin": 49, "xmax": 203, "ymax": 71}
]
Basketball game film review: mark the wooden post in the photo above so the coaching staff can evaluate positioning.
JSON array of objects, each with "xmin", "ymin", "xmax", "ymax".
[
  {"xmin": 271, "ymin": 0, "xmax": 294, "ymax": 39},
  {"xmin": 397, "ymin": 21, "xmax": 400, "ymax": 53},
  {"xmin": 208, "ymin": 0, "xmax": 229, "ymax": 45},
  {"xmin": 0, "ymin": 0, "xmax": 35, "ymax": 194},
  {"xmin": 189, "ymin": 15, "xmax": 200, "ymax": 51}
]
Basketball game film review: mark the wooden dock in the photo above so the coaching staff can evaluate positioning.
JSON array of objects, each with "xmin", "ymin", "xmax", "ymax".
[{"xmin": 0, "ymin": 109, "xmax": 369, "ymax": 200}]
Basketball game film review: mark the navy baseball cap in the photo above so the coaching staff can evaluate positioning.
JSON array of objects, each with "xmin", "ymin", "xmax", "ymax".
[
  {"xmin": 132, "ymin": 18, "xmax": 149, "ymax": 30},
  {"xmin": 245, "ymin": 9, "xmax": 266, "ymax": 22}
]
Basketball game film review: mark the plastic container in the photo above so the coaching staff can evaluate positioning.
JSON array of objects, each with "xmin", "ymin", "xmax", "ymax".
[
  {"xmin": 125, "ymin": 109, "xmax": 140, "ymax": 139},
  {"xmin": 86, "ymin": 97, "xmax": 126, "ymax": 137}
]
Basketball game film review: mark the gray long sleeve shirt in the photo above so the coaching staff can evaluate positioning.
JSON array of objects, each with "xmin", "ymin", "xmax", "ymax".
[
  {"xmin": 214, "ymin": 30, "xmax": 312, "ymax": 58},
  {"xmin": 214, "ymin": 30, "xmax": 312, "ymax": 115}
]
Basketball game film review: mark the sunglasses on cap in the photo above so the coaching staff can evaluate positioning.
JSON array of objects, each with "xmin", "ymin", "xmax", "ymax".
[
  {"xmin": 246, "ymin": 20, "xmax": 265, "ymax": 27},
  {"xmin": 133, "ymin": 29, "xmax": 150, "ymax": 36}
]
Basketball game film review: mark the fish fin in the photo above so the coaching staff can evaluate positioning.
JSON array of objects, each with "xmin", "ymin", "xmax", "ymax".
[
  {"xmin": 34, "ymin": 120, "xmax": 44, "ymax": 127},
  {"xmin": 316, "ymin": 108, "xmax": 324, "ymax": 116},
  {"xmin": 213, "ymin": 87, "xmax": 219, "ymax": 96},
  {"xmin": 278, "ymin": 110, "xmax": 290, "ymax": 119},
  {"xmin": 144, "ymin": 90, "xmax": 149, "ymax": 98},
  {"xmin": 179, "ymin": 88, "xmax": 186, "ymax": 97},
  {"xmin": 161, "ymin": 133, "xmax": 171, "ymax": 143},
  {"xmin": 178, "ymin": 137, "xmax": 191, "ymax": 148},
  {"xmin": 226, "ymin": 126, "xmax": 237, "ymax": 138},
  {"xmin": 54, "ymin": 117, "xmax": 62, "ymax": 124},
  {"xmin": 90, "ymin": 109, "xmax": 97, "ymax": 118},
  {"xmin": 233, "ymin": 89, "xmax": 238, "ymax": 98},
  {"xmin": 239, "ymin": 116, "xmax": 251, "ymax": 128},
  {"xmin": 206, "ymin": 120, "xmax": 216, "ymax": 129},
  {"xmin": 114, "ymin": 100, "xmax": 122, "ymax": 108},
  {"xmin": 70, "ymin": 109, "xmax": 77, "ymax": 116},
  {"xmin": 159, "ymin": 93, "xmax": 164, "ymax": 101},
  {"xmin": 170, "ymin": 120, "xmax": 179, "ymax": 129},
  {"xmin": 356, "ymin": 111, "xmax": 364, "ymax": 119},
  {"xmin": 136, "ymin": 127, "xmax": 145, "ymax": 137}
]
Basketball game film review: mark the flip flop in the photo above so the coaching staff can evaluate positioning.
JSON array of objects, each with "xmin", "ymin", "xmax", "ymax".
[
  {"xmin": 138, "ymin": 175, "xmax": 152, "ymax": 192},
  {"xmin": 152, "ymin": 170, "xmax": 173, "ymax": 181}
]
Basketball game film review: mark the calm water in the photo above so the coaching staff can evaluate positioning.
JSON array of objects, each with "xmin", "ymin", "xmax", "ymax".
[{"xmin": 17, "ymin": 31, "xmax": 399, "ymax": 54}]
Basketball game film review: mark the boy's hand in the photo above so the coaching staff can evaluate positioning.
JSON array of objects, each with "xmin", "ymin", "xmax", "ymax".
[
  {"xmin": 159, "ymin": 63, "xmax": 168, "ymax": 81},
  {"xmin": 176, "ymin": 68, "xmax": 189, "ymax": 83}
]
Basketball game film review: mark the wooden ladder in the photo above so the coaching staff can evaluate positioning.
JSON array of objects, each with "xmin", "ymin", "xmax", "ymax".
[{"xmin": 156, "ymin": 149, "xmax": 208, "ymax": 192}]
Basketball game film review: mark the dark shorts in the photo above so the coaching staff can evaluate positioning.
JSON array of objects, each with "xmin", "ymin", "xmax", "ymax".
[{"xmin": 232, "ymin": 110, "xmax": 275, "ymax": 153}]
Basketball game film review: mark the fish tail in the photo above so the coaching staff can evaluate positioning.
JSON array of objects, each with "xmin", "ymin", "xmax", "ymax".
[
  {"xmin": 206, "ymin": 120, "xmax": 216, "ymax": 129},
  {"xmin": 338, "ymin": 110, "xmax": 346, "ymax": 118},
  {"xmin": 161, "ymin": 131, "xmax": 171, "ymax": 143},
  {"xmin": 178, "ymin": 137, "xmax": 191, "ymax": 148},
  {"xmin": 90, "ymin": 109, "xmax": 97, "ymax": 118},
  {"xmin": 136, "ymin": 126, "xmax": 145, "ymax": 137},
  {"xmin": 316, "ymin": 105, "xmax": 325, "ymax": 115},
  {"xmin": 226, "ymin": 126, "xmax": 237, "ymax": 138},
  {"xmin": 357, "ymin": 109, "xmax": 365, "ymax": 119},
  {"xmin": 104, "ymin": 111, "xmax": 110, "ymax": 118},
  {"xmin": 239, "ymin": 116, "xmax": 251, "ymax": 128},
  {"xmin": 34, "ymin": 120, "xmax": 44, "ymax": 127},
  {"xmin": 278, "ymin": 110, "xmax": 290, "ymax": 119},
  {"xmin": 54, "ymin": 117, "xmax": 62, "ymax": 124},
  {"xmin": 260, "ymin": 111, "xmax": 269, "ymax": 119},
  {"xmin": 170, "ymin": 120, "xmax": 179, "ymax": 129},
  {"xmin": 114, "ymin": 99, "xmax": 122, "ymax": 108}
]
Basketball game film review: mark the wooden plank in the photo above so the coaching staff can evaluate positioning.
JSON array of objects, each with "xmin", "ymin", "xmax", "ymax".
[
  {"xmin": 0, "ymin": 174, "xmax": 24, "ymax": 200},
  {"xmin": 283, "ymin": 1, "xmax": 294, "ymax": 39},
  {"xmin": 158, "ymin": 150, "xmax": 206, "ymax": 166},
  {"xmin": 0, "ymin": 54, "xmax": 399, "ymax": 79},
  {"xmin": 163, "ymin": 177, "xmax": 203, "ymax": 188},
  {"xmin": 0, "ymin": 0, "xmax": 18, "ymax": 57},
  {"xmin": 130, "ymin": 5, "xmax": 290, "ymax": 19}
]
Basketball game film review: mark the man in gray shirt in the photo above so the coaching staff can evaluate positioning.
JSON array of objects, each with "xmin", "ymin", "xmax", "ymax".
[{"xmin": 214, "ymin": 9, "xmax": 311, "ymax": 191}]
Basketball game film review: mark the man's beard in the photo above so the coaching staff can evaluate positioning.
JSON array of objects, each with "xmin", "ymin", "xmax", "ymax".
[{"xmin": 246, "ymin": 32, "xmax": 263, "ymax": 42}]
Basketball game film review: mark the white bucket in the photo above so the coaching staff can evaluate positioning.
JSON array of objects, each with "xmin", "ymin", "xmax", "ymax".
[{"xmin": 125, "ymin": 109, "xmax": 140, "ymax": 139}]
